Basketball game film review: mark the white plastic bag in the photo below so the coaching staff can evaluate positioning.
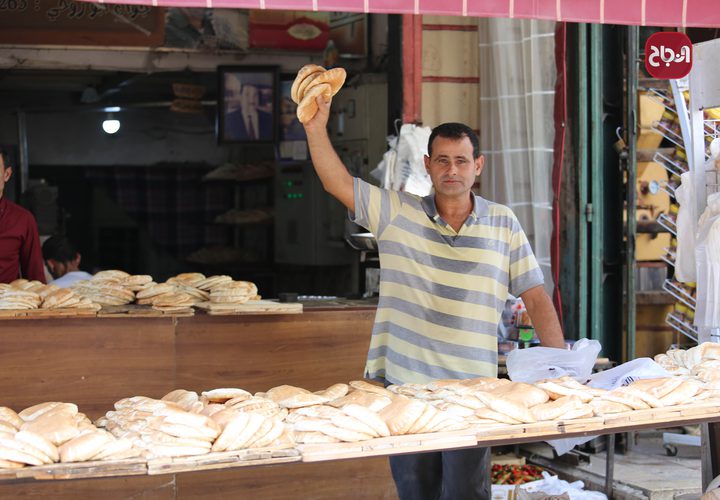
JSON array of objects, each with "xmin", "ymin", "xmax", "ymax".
[
  {"xmin": 587, "ymin": 358, "xmax": 670, "ymax": 390},
  {"xmin": 694, "ymin": 192, "xmax": 720, "ymax": 333},
  {"xmin": 517, "ymin": 472, "xmax": 607, "ymax": 500},
  {"xmin": 506, "ymin": 338, "xmax": 601, "ymax": 384},
  {"xmin": 675, "ymin": 171, "xmax": 697, "ymax": 282},
  {"xmin": 370, "ymin": 124, "xmax": 432, "ymax": 196}
]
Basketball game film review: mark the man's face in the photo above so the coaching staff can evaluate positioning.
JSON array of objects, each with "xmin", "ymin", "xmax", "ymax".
[
  {"xmin": 0, "ymin": 155, "xmax": 12, "ymax": 200},
  {"xmin": 225, "ymin": 75, "xmax": 243, "ymax": 113},
  {"xmin": 424, "ymin": 136, "xmax": 484, "ymax": 199},
  {"xmin": 240, "ymin": 85, "xmax": 259, "ymax": 112}
]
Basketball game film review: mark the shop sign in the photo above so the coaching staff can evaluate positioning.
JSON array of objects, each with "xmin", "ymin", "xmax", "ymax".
[{"xmin": 645, "ymin": 32, "xmax": 693, "ymax": 80}]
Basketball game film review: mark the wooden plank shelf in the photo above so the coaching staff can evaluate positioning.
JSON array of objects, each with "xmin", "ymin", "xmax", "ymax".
[{"xmin": 1, "ymin": 402, "xmax": 719, "ymax": 483}]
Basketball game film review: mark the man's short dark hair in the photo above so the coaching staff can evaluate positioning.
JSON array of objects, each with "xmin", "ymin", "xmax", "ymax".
[
  {"xmin": 427, "ymin": 123, "xmax": 481, "ymax": 159},
  {"xmin": 42, "ymin": 235, "xmax": 78, "ymax": 263}
]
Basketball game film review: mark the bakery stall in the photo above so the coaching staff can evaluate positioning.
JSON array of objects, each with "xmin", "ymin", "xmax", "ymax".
[{"xmin": 0, "ymin": 297, "xmax": 395, "ymax": 498}]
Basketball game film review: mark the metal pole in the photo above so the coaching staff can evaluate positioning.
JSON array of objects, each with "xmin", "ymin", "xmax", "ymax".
[
  {"xmin": 589, "ymin": 24, "xmax": 604, "ymax": 346},
  {"xmin": 626, "ymin": 26, "xmax": 638, "ymax": 361},
  {"xmin": 605, "ymin": 433, "xmax": 615, "ymax": 498},
  {"xmin": 578, "ymin": 24, "xmax": 589, "ymax": 340},
  {"xmin": 16, "ymin": 110, "xmax": 29, "ymax": 194}
]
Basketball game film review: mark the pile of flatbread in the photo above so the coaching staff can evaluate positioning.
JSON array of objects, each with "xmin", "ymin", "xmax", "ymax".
[
  {"xmin": 194, "ymin": 279, "xmax": 261, "ymax": 314},
  {"xmin": 96, "ymin": 389, "xmax": 290, "ymax": 458},
  {"xmin": 0, "ymin": 280, "xmax": 100, "ymax": 311},
  {"xmin": 0, "ymin": 402, "xmax": 139, "ymax": 468},
  {"xmin": 0, "ymin": 285, "xmax": 41, "ymax": 310},
  {"xmin": 282, "ymin": 380, "xmax": 468, "ymax": 444},
  {"xmin": 655, "ymin": 342, "xmax": 720, "ymax": 382},
  {"xmin": 71, "ymin": 270, "xmax": 147, "ymax": 306}
]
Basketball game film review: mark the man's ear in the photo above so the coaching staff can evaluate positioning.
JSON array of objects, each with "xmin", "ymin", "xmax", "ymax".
[
  {"xmin": 3, "ymin": 166, "xmax": 11, "ymax": 182},
  {"xmin": 424, "ymin": 155, "xmax": 430, "ymax": 173},
  {"xmin": 475, "ymin": 155, "xmax": 485, "ymax": 176},
  {"xmin": 74, "ymin": 253, "xmax": 82, "ymax": 266}
]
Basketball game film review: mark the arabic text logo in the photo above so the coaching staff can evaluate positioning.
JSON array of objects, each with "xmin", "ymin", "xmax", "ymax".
[{"xmin": 645, "ymin": 32, "xmax": 692, "ymax": 79}]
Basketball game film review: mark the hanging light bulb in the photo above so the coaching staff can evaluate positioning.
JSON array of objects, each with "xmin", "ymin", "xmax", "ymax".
[{"xmin": 102, "ymin": 112, "xmax": 121, "ymax": 135}]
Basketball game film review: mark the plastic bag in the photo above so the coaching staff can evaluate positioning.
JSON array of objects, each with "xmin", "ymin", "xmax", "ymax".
[
  {"xmin": 587, "ymin": 358, "xmax": 670, "ymax": 390},
  {"xmin": 370, "ymin": 124, "xmax": 432, "ymax": 196},
  {"xmin": 675, "ymin": 171, "xmax": 697, "ymax": 282},
  {"xmin": 506, "ymin": 338, "xmax": 601, "ymax": 384},
  {"xmin": 517, "ymin": 472, "xmax": 607, "ymax": 500},
  {"xmin": 546, "ymin": 436, "xmax": 595, "ymax": 456}
]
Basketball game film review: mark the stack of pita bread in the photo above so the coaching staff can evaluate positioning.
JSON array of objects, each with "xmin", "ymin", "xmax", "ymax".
[
  {"xmin": 655, "ymin": 342, "xmax": 720, "ymax": 378},
  {"xmin": 291, "ymin": 65, "xmax": 347, "ymax": 123},
  {"xmin": 282, "ymin": 380, "xmax": 468, "ymax": 444},
  {"xmin": 164, "ymin": 273, "xmax": 211, "ymax": 304},
  {"xmin": 194, "ymin": 279, "xmax": 261, "ymax": 314},
  {"xmin": 96, "ymin": 388, "xmax": 291, "ymax": 457},
  {"xmin": 98, "ymin": 396, "xmax": 220, "ymax": 458},
  {"xmin": 0, "ymin": 280, "xmax": 101, "ymax": 312},
  {"xmin": 135, "ymin": 283, "xmax": 196, "ymax": 314},
  {"xmin": 71, "ymin": 270, "xmax": 141, "ymax": 306},
  {"xmin": 0, "ymin": 402, "xmax": 139, "ymax": 467},
  {"xmin": 0, "ymin": 286, "xmax": 41, "ymax": 310}
]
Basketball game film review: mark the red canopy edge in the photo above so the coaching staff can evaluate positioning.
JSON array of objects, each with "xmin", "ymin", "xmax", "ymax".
[{"xmin": 85, "ymin": 0, "xmax": 720, "ymax": 28}]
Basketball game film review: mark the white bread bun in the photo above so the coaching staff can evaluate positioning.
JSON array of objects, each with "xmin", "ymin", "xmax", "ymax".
[{"xmin": 59, "ymin": 431, "xmax": 114, "ymax": 463}]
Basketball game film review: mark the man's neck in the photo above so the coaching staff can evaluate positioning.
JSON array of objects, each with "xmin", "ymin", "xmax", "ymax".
[{"xmin": 434, "ymin": 192, "xmax": 473, "ymax": 220}]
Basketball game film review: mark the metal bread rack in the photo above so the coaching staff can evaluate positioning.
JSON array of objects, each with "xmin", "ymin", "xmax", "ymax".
[
  {"xmin": 656, "ymin": 213, "xmax": 677, "ymax": 236},
  {"xmin": 665, "ymin": 312, "xmax": 699, "ymax": 343},
  {"xmin": 662, "ymin": 279, "xmax": 697, "ymax": 310}
]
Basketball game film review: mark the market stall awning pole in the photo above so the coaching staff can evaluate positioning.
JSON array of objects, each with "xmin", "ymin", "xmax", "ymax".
[
  {"xmin": 625, "ymin": 25, "xmax": 638, "ymax": 362},
  {"xmin": 401, "ymin": 15, "xmax": 422, "ymax": 125},
  {"xmin": 81, "ymin": 0, "xmax": 720, "ymax": 28}
]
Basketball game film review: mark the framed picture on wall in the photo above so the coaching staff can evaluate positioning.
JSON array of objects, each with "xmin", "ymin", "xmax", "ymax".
[{"xmin": 217, "ymin": 66, "xmax": 279, "ymax": 144}]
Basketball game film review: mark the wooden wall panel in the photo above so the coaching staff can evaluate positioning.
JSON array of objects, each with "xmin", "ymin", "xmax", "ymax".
[
  {"xmin": 175, "ymin": 311, "xmax": 375, "ymax": 394},
  {"xmin": 176, "ymin": 457, "xmax": 396, "ymax": 500},
  {"xmin": 0, "ymin": 475, "xmax": 175, "ymax": 499},
  {"xmin": 0, "ymin": 318, "xmax": 176, "ymax": 419}
]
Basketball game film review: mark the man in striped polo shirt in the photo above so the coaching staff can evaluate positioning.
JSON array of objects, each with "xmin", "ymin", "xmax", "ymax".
[{"xmin": 304, "ymin": 98, "xmax": 565, "ymax": 499}]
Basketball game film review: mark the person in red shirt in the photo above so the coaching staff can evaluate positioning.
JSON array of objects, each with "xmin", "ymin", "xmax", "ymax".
[{"xmin": 0, "ymin": 148, "xmax": 45, "ymax": 284}]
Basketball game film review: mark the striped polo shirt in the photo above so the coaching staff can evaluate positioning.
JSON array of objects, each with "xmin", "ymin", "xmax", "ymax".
[{"xmin": 352, "ymin": 178, "xmax": 544, "ymax": 385}]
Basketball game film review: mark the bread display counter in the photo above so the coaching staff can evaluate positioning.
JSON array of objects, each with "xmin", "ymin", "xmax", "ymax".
[{"xmin": 0, "ymin": 304, "xmax": 396, "ymax": 499}]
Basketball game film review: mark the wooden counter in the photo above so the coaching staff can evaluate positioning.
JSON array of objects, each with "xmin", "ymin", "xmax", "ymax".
[{"xmin": 0, "ymin": 307, "xmax": 397, "ymax": 499}]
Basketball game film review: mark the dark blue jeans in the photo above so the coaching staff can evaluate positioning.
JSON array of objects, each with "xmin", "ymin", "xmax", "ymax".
[{"xmin": 389, "ymin": 447, "xmax": 491, "ymax": 500}]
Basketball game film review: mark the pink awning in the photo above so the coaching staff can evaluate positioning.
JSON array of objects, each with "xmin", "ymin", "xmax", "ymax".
[{"xmin": 89, "ymin": 0, "xmax": 720, "ymax": 28}]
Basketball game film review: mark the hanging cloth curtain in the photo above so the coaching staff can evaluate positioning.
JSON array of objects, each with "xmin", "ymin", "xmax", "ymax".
[{"xmin": 477, "ymin": 17, "xmax": 556, "ymax": 294}]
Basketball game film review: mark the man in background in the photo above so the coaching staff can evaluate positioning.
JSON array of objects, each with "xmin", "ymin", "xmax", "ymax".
[
  {"xmin": 223, "ymin": 74, "xmax": 273, "ymax": 141},
  {"xmin": 0, "ymin": 147, "xmax": 45, "ymax": 284},
  {"xmin": 42, "ymin": 235, "xmax": 93, "ymax": 287}
]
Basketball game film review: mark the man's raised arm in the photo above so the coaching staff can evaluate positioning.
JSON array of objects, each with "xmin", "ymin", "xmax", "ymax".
[{"xmin": 302, "ymin": 96, "xmax": 355, "ymax": 211}]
